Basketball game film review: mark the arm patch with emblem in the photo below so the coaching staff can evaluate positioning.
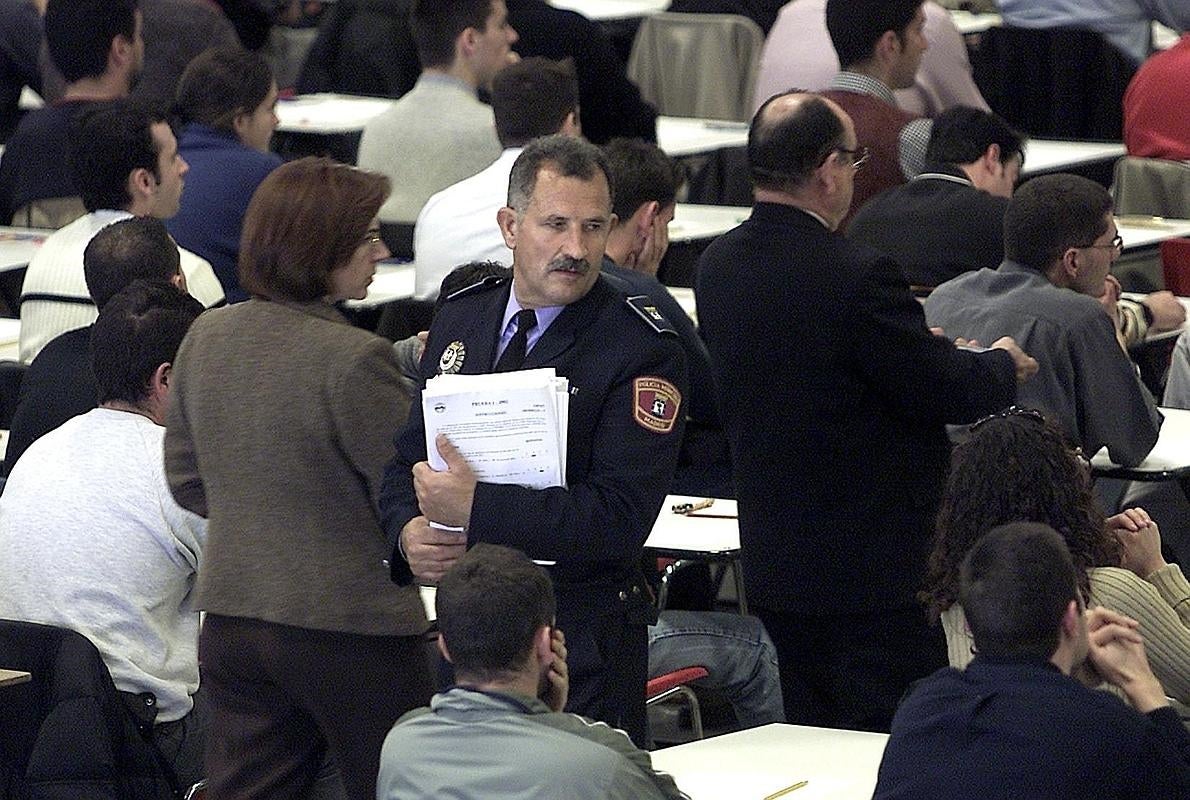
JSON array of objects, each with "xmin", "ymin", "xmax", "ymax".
[
  {"xmin": 634, "ymin": 376, "xmax": 682, "ymax": 433},
  {"xmin": 625, "ymin": 294, "xmax": 677, "ymax": 335}
]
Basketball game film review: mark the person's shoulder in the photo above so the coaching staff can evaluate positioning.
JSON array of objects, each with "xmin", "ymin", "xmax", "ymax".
[
  {"xmin": 440, "ymin": 272, "xmax": 510, "ymax": 305},
  {"xmin": 594, "ymin": 274, "xmax": 680, "ymax": 339}
]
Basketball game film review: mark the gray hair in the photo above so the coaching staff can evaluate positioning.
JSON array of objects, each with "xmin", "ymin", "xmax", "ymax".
[{"xmin": 505, "ymin": 134, "xmax": 614, "ymax": 214}]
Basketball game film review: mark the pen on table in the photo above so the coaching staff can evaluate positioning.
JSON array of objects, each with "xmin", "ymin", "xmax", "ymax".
[
  {"xmin": 672, "ymin": 498, "xmax": 714, "ymax": 515},
  {"xmin": 684, "ymin": 512, "xmax": 738, "ymax": 519},
  {"xmin": 763, "ymin": 779, "xmax": 808, "ymax": 799}
]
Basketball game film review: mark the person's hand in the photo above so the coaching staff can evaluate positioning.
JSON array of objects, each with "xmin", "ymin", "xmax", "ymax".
[
  {"xmin": 990, "ymin": 336, "xmax": 1038, "ymax": 383},
  {"xmin": 400, "ymin": 516, "xmax": 467, "ymax": 584},
  {"xmin": 541, "ymin": 627, "xmax": 569, "ymax": 712},
  {"xmin": 1110, "ymin": 507, "xmax": 1167, "ymax": 577},
  {"xmin": 415, "ymin": 330, "xmax": 428, "ymax": 362},
  {"xmin": 1098, "ymin": 273, "xmax": 1123, "ymax": 323},
  {"xmin": 413, "ymin": 434, "xmax": 477, "ymax": 528},
  {"xmin": 624, "ymin": 202, "xmax": 670, "ymax": 277},
  {"xmin": 1142, "ymin": 290, "xmax": 1187, "ymax": 332},
  {"xmin": 1084, "ymin": 606, "xmax": 1167, "ymax": 713}
]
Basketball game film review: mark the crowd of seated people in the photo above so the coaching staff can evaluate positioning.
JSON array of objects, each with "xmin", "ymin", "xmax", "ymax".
[{"xmin": 0, "ymin": 0, "xmax": 1189, "ymax": 798}]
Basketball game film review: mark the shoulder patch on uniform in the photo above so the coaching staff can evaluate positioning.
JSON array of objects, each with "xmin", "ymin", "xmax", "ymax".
[
  {"xmin": 443, "ymin": 273, "xmax": 510, "ymax": 303},
  {"xmin": 633, "ymin": 376, "xmax": 682, "ymax": 434},
  {"xmin": 625, "ymin": 294, "xmax": 677, "ymax": 335}
]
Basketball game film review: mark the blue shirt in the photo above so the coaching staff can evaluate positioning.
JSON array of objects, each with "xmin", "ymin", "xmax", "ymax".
[{"xmin": 493, "ymin": 282, "xmax": 564, "ymax": 367}]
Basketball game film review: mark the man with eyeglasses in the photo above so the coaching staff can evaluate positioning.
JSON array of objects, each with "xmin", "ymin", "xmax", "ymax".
[
  {"xmin": 696, "ymin": 90, "xmax": 1037, "ymax": 733},
  {"xmin": 926, "ymin": 172, "xmax": 1162, "ymax": 469}
]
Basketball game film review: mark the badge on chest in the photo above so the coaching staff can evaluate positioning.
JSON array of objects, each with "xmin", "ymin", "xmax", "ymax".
[{"xmin": 438, "ymin": 340, "xmax": 467, "ymax": 374}]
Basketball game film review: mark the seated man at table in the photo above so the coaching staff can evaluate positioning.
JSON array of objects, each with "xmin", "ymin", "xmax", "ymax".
[
  {"xmin": 873, "ymin": 522, "xmax": 1190, "ymax": 799},
  {"xmin": 5, "ymin": 216, "xmax": 187, "ymax": 474},
  {"xmin": 0, "ymin": 281, "xmax": 208, "ymax": 789},
  {"xmin": 376, "ymin": 544, "xmax": 686, "ymax": 800},
  {"xmin": 925, "ymin": 173, "xmax": 1161, "ymax": 468},
  {"xmin": 356, "ymin": 0, "xmax": 511, "ymax": 228}
]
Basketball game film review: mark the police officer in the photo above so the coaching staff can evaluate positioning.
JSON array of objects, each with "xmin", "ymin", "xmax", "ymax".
[{"xmin": 380, "ymin": 135, "xmax": 688, "ymax": 745}]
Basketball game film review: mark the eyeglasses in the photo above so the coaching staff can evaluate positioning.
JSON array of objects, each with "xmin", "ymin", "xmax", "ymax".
[
  {"xmin": 362, "ymin": 229, "xmax": 383, "ymax": 247},
  {"xmin": 835, "ymin": 146, "xmax": 870, "ymax": 171},
  {"xmin": 1076, "ymin": 234, "xmax": 1123, "ymax": 254}
]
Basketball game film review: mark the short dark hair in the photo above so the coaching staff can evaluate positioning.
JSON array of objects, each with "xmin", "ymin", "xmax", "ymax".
[
  {"xmin": 1003, "ymin": 174, "xmax": 1113, "ymax": 272},
  {"xmin": 506, "ymin": 134, "xmax": 614, "ymax": 214},
  {"xmin": 748, "ymin": 92, "xmax": 845, "ymax": 193},
  {"xmin": 174, "ymin": 46, "xmax": 274, "ymax": 134},
  {"xmin": 90, "ymin": 281, "xmax": 202, "ymax": 405},
  {"xmin": 239, "ymin": 158, "xmax": 389, "ymax": 302},
  {"xmin": 604, "ymin": 138, "xmax": 682, "ymax": 222},
  {"xmin": 70, "ymin": 101, "xmax": 166, "ymax": 213},
  {"xmin": 45, "ymin": 0, "xmax": 138, "ymax": 84},
  {"xmin": 925, "ymin": 106, "xmax": 1025, "ymax": 168},
  {"xmin": 960, "ymin": 522, "xmax": 1080, "ymax": 661},
  {"xmin": 434, "ymin": 261, "xmax": 511, "ymax": 315},
  {"xmin": 411, "ymin": 0, "xmax": 493, "ymax": 69},
  {"xmin": 491, "ymin": 58, "xmax": 579, "ymax": 148},
  {"xmin": 435, "ymin": 544, "xmax": 556, "ymax": 683},
  {"xmin": 84, "ymin": 217, "xmax": 181, "ymax": 308},
  {"xmin": 825, "ymin": 0, "xmax": 922, "ymax": 69}
]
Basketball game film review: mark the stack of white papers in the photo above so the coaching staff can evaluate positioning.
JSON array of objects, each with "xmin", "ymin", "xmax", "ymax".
[{"xmin": 422, "ymin": 368, "xmax": 569, "ymax": 490}]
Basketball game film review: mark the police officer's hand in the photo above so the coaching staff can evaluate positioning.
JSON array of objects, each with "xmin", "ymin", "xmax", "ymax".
[
  {"xmin": 400, "ymin": 516, "xmax": 467, "ymax": 584},
  {"xmin": 413, "ymin": 434, "xmax": 478, "ymax": 528}
]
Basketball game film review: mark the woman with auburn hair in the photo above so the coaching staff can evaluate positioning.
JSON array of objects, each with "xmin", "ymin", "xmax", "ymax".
[
  {"xmin": 164, "ymin": 157, "xmax": 433, "ymax": 800},
  {"xmin": 924, "ymin": 407, "xmax": 1190, "ymax": 705}
]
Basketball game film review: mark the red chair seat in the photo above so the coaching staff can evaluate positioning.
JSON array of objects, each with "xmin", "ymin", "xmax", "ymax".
[{"xmin": 646, "ymin": 666, "xmax": 709, "ymax": 699}]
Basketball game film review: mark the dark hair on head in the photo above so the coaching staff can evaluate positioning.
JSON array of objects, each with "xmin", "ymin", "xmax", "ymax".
[
  {"xmin": 435, "ymin": 544, "xmax": 556, "ymax": 683},
  {"xmin": 70, "ymin": 101, "xmax": 169, "ymax": 213},
  {"xmin": 604, "ymin": 138, "xmax": 683, "ymax": 222},
  {"xmin": 748, "ymin": 92, "xmax": 845, "ymax": 193},
  {"xmin": 45, "ymin": 0, "xmax": 138, "ymax": 84},
  {"xmin": 239, "ymin": 158, "xmax": 390, "ymax": 302},
  {"xmin": 90, "ymin": 280, "xmax": 202, "ymax": 405},
  {"xmin": 960, "ymin": 522, "xmax": 1080, "ymax": 660},
  {"xmin": 84, "ymin": 217, "xmax": 181, "ymax": 307},
  {"xmin": 825, "ymin": 0, "xmax": 922, "ymax": 69},
  {"xmin": 506, "ymin": 134, "xmax": 614, "ymax": 214},
  {"xmin": 411, "ymin": 0, "xmax": 494, "ymax": 68},
  {"xmin": 433, "ymin": 261, "xmax": 510, "ymax": 315},
  {"xmin": 925, "ymin": 106, "xmax": 1025, "ymax": 169},
  {"xmin": 923, "ymin": 410, "xmax": 1119, "ymax": 620},
  {"xmin": 491, "ymin": 57, "xmax": 579, "ymax": 148},
  {"xmin": 1003, "ymin": 173, "xmax": 1113, "ymax": 272},
  {"xmin": 174, "ymin": 46, "xmax": 275, "ymax": 135}
]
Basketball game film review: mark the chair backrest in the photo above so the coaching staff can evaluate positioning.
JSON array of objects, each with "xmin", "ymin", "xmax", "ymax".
[
  {"xmin": 973, "ymin": 26, "xmax": 1136, "ymax": 139},
  {"xmin": 1112, "ymin": 156, "xmax": 1190, "ymax": 219},
  {"xmin": 10, "ymin": 197, "xmax": 87, "ymax": 230},
  {"xmin": 627, "ymin": 12, "xmax": 765, "ymax": 122},
  {"xmin": 0, "ymin": 360, "xmax": 27, "ymax": 430},
  {"xmin": 0, "ymin": 619, "xmax": 177, "ymax": 800},
  {"xmin": 1161, "ymin": 238, "xmax": 1190, "ymax": 296}
]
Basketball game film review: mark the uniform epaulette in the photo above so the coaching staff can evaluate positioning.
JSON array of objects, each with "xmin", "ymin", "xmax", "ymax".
[
  {"xmin": 443, "ymin": 273, "xmax": 510, "ymax": 303},
  {"xmin": 625, "ymin": 294, "xmax": 678, "ymax": 335}
]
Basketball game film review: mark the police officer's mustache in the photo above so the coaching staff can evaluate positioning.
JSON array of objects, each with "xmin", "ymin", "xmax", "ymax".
[{"xmin": 549, "ymin": 257, "xmax": 589, "ymax": 274}]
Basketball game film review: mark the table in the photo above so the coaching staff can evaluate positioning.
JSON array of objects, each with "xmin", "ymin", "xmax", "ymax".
[
  {"xmin": 650, "ymin": 723, "xmax": 889, "ymax": 799},
  {"xmin": 1020, "ymin": 139, "xmax": 1127, "ymax": 177},
  {"xmin": 0, "ymin": 318, "xmax": 20, "ymax": 361},
  {"xmin": 275, "ymin": 93, "xmax": 397, "ymax": 135},
  {"xmin": 0, "ymin": 668, "xmax": 31, "ymax": 687},
  {"xmin": 547, "ymin": 0, "xmax": 667, "ymax": 20},
  {"xmin": 1091, "ymin": 407, "xmax": 1190, "ymax": 482},
  {"xmin": 0, "ymin": 226, "xmax": 49, "ymax": 272},
  {"xmin": 344, "ymin": 261, "xmax": 416, "ymax": 309},
  {"xmin": 646, "ymin": 494, "xmax": 745, "ymax": 612},
  {"xmin": 950, "ymin": 10, "xmax": 1001, "ymax": 35},
  {"xmin": 1117, "ymin": 215, "xmax": 1190, "ymax": 252},
  {"xmin": 670, "ymin": 203, "xmax": 748, "ymax": 243},
  {"xmin": 658, "ymin": 116, "xmax": 749, "ymax": 158}
]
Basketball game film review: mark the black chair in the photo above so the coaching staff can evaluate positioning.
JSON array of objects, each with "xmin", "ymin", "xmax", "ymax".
[
  {"xmin": 0, "ymin": 360, "xmax": 26, "ymax": 431},
  {"xmin": 0, "ymin": 619, "xmax": 180, "ymax": 800}
]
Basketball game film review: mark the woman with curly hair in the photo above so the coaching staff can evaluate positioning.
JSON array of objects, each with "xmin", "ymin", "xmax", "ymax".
[{"xmin": 923, "ymin": 407, "xmax": 1190, "ymax": 705}]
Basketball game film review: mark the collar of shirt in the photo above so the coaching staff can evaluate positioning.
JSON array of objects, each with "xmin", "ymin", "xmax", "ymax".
[
  {"xmin": 828, "ymin": 71, "xmax": 897, "ymax": 106},
  {"xmin": 913, "ymin": 163, "xmax": 974, "ymax": 187},
  {"xmin": 417, "ymin": 71, "xmax": 478, "ymax": 96},
  {"xmin": 495, "ymin": 282, "xmax": 565, "ymax": 363}
]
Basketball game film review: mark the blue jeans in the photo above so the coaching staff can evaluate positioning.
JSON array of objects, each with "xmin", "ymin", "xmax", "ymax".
[{"xmin": 647, "ymin": 610, "xmax": 785, "ymax": 729}]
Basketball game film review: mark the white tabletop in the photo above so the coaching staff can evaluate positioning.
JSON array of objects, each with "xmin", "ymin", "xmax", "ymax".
[
  {"xmin": 658, "ymin": 116, "xmax": 749, "ymax": 158},
  {"xmin": 0, "ymin": 226, "xmax": 49, "ymax": 273},
  {"xmin": 1091, "ymin": 407, "xmax": 1190, "ymax": 479},
  {"xmin": 651, "ymin": 723, "xmax": 889, "ymax": 800},
  {"xmin": 275, "ymin": 93, "xmax": 397, "ymax": 135},
  {"xmin": 1020, "ymin": 139, "xmax": 1127, "ymax": 176},
  {"xmin": 645, "ymin": 495, "xmax": 739, "ymax": 556},
  {"xmin": 0, "ymin": 318, "xmax": 21, "ymax": 361},
  {"xmin": 0, "ymin": 668, "xmax": 32, "ymax": 688},
  {"xmin": 949, "ymin": 10, "xmax": 1001, "ymax": 35},
  {"xmin": 670, "ymin": 203, "xmax": 748, "ymax": 243},
  {"xmin": 1116, "ymin": 215, "xmax": 1190, "ymax": 252},
  {"xmin": 345, "ymin": 261, "xmax": 416, "ymax": 309},
  {"xmin": 547, "ymin": 0, "xmax": 668, "ymax": 21}
]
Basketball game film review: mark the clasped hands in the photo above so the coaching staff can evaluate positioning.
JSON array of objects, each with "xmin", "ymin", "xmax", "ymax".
[{"xmin": 401, "ymin": 434, "xmax": 476, "ymax": 584}]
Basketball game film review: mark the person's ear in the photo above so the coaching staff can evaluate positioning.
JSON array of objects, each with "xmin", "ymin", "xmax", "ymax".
[
  {"xmin": 497, "ymin": 206, "xmax": 518, "ymax": 250},
  {"xmin": 1059, "ymin": 599, "xmax": 1081, "ymax": 641},
  {"xmin": 129, "ymin": 167, "xmax": 156, "ymax": 200},
  {"xmin": 232, "ymin": 109, "xmax": 251, "ymax": 141},
  {"xmin": 437, "ymin": 635, "xmax": 454, "ymax": 664},
  {"xmin": 533, "ymin": 625, "xmax": 554, "ymax": 667}
]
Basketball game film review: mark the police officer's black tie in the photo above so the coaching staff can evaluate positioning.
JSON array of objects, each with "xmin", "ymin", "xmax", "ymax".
[{"xmin": 494, "ymin": 308, "xmax": 537, "ymax": 372}]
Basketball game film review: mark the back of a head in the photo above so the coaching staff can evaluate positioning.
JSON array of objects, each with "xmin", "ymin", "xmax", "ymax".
[
  {"xmin": 70, "ymin": 101, "xmax": 164, "ymax": 213},
  {"xmin": 604, "ymin": 138, "xmax": 682, "ymax": 222},
  {"xmin": 174, "ymin": 46, "xmax": 274, "ymax": 134},
  {"xmin": 411, "ymin": 0, "xmax": 492, "ymax": 69},
  {"xmin": 45, "ymin": 0, "xmax": 138, "ymax": 84},
  {"xmin": 960, "ymin": 522, "xmax": 1079, "ymax": 661},
  {"xmin": 491, "ymin": 58, "xmax": 579, "ymax": 148},
  {"xmin": 90, "ymin": 280, "xmax": 202, "ymax": 406},
  {"xmin": 506, "ymin": 134, "xmax": 614, "ymax": 214},
  {"xmin": 1003, "ymin": 173, "xmax": 1112, "ymax": 272},
  {"xmin": 435, "ymin": 544, "xmax": 556, "ymax": 682},
  {"xmin": 925, "ymin": 106, "xmax": 1025, "ymax": 168},
  {"xmin": 748, "ymin": 92, "xmax": 844, "ymax": 195},
  {"xmin": 825, "ymin": 0, "xmax": 922, "ymax": 69},
  {"xmin": 239, "ymin": 157, "xmax": 390, "ymax": 302},
  {"xmin": 84, "ymin": 217, "xmax": 181, "ymax": 308},
  {"xmin": 434, "ymin": 261, "xmax": 511, "ymax": 315}
]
